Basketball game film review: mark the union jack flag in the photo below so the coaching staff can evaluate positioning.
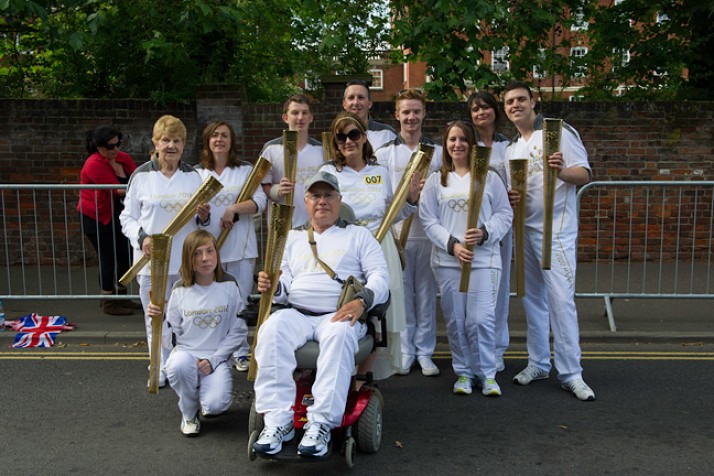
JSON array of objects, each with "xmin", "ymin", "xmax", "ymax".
[{"xmin": 12, "ymin": 313, "xmax": 75, "ymax": 348}]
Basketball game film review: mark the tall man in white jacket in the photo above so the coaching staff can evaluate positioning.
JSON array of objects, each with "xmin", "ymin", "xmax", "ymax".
[{"xmin": 503, "ymin": 81, "xmax": 595, "ymax": 401}]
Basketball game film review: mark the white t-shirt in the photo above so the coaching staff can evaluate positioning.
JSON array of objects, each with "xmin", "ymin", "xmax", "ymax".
[
  {"xmin": 375, "ymin": 136, "xmax": 443, "ymax": 241},
  {"xmin": 195, "ymin": 163, "xmax": 268, "ymax": 262},
  {"xmin": 320, "ymin": 161, "xmax": 416, "ymax": 234},
  {"xmin": 273, "ymin": 223, "xmax": 389, "ymax": 314},
  {"xmin": 367, "ymin": 119, "xmax": 398, "ymax": 151},
  {"xmin": 166, "ymin": 278, "xmax": 245, "ymax": 370},
  {"xmin": 120, "ymin": 160, "xmax": 202, "ymax": 275},
  {"xmin": 505, "ymin": 115, "xmax": 590, "ymax": 238},
  {"xmin": 420, "ymin": 170, "xmax": 513, "ymax": 270},
  {"xmin": 261, "ymin": 137, "xmax": 324, "ymax": 228}
]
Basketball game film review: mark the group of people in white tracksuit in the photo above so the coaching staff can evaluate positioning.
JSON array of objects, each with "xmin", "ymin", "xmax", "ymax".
[{"xmin": 118, "ymin": 79, "xmax": 595, "ymax": 447}]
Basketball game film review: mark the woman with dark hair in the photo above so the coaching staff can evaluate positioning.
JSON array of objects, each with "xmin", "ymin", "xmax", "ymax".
[
  {"xmin": 420, "ymin": 120, "xmax": 512, "ymax": 396},
  {"xmin": 467, "ymin": 91, "xmax": 512, "ymax": 373},
  {"xmin": 320, "ymin": 111, "xmax": 422, "ymax": 379},
  {"xmin": 77, "ymin": 126, "xmax": 139, "ymax": 315},
  {"xmin": 195, "ymin": 121, "xmax": 267, "ymax": 372}
]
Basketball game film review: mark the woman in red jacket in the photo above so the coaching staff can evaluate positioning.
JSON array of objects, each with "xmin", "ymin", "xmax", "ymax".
[{"xmin": 77, "ymin": 126, "xmax": 141, "ymax": 315}]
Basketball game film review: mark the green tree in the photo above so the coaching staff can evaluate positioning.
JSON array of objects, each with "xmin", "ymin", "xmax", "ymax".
[
  {"xmin": 0, "ymin": 0, "xmax": 389, "ymax": 101},
  {"xmin": 389, "ymin": 0, "xmax": 713, "ymax": 100}
]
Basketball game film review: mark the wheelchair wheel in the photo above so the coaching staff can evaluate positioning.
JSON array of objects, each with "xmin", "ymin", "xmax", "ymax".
[
  {"xmin": 248, "ymin": 431, "xmax": 259, "ymax": 462},
  {"xmin": 248, "ymin": 399, "xmax": 264, "ymax": 435},
  {"xmin": 356, "ymin": 389, "xmax": 382, "ymax": 453},
  {"xmin": 344, "ymin": 436, "xmax": 356, "ymax": 468}
]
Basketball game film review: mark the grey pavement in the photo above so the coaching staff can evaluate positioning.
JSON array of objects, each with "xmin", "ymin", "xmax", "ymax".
[{"xmin": 2, "ymin": 261, "xmax": 713, "ymax": 347}]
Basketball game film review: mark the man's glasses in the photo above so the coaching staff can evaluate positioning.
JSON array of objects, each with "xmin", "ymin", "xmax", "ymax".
[
  {"xmin": 306, "ymin": 192, "xmax": 341, "ymax": 202},
  {"xmin": 335, "ymin": 129, "xmax": 362, "ymax": 144},
  {"xmin": 104, "ymin": 142, "xmax": 121, "ymax": 150}
]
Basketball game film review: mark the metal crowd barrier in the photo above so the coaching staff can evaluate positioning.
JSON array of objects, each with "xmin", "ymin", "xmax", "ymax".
[
  {"xmin": 2, "ymin": 182, "xmax": 713, "ymax": 333},
  {"xmin": 0, "ymin": 183, "xmax": 266, "ymax": 303},
  {"xmin": 575, "ymin": 181, "xmax": 714, "ymax": 331}
]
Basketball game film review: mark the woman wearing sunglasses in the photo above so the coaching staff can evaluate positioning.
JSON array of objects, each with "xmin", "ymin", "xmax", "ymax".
[
  {"xmin": 320, "ymin": 111, "xmax": 422, "ymax": 379},
  {"xmin": 77, "ymin": 126, "xmax": 141, "ymax": 315}
]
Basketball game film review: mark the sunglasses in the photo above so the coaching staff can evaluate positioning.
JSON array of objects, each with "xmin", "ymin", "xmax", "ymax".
[
  {"xmin": 335, "ymin": 129, "xmax": 362, "ymax": 144},
  {"xmin": 104, "ymin": 142, "xmax": 121, "ymax": 150}
]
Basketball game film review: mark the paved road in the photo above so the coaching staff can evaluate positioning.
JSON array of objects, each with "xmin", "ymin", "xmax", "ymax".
[{"xmin": 2, "ymin": 342, "xmax": 713, "ymax": 475}]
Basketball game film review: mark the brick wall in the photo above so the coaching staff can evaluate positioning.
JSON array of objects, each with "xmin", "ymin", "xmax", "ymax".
[{"xmin": 1, "ymin": 86, "xmax": 712, "ymax": 265}]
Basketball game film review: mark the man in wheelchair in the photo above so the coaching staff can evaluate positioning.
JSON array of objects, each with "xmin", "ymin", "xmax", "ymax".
[{"xmin": 252, "ymin": 171, "xmax": 390, "ymax": 458}]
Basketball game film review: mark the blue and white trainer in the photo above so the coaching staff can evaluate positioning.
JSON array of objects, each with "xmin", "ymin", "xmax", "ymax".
[
  {"xmin": 253, "ymin": 423, "xmax": 295, "ymax": 455},
  {"xmin": 297, "ymin": 421, "xmax": 331, "ymax": 457}
]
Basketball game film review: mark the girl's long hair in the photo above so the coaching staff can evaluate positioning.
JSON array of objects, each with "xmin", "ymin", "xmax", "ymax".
[
  {"xmin": 179, "ymin": 230, "xmax": 224, "ymax": 286},
  {"xmin": 440, "ymin": 120, "xmax": 475, "ymax": 187}
]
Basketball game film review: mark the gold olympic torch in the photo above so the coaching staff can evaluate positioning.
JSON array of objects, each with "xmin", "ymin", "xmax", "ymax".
[
  {"xmin": 459, "ymin": 146, "xmax": 491, "ymax": 293},
  {"xmin": 147, "ymin": 233, "xmax": 172, "ymax": 394},
  {"xmin": 509, "ymin": 158, "xmax": 529, "ymax": 297},
  {"xmin": 247, "ymin": 203, "xmax": 294, "ymax": 381},
  {"xmin": 541, "ymin": 118, "xmax": 562, "ymax": 270},
  {"xmin": 215, "ymin": 157, "xmax": 272, "ymax": 250}
]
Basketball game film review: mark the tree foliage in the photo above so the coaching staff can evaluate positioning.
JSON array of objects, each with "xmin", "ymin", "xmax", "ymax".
[
  {"xmin": 0, "ymin": 0, "xmax": 389, "ymax": 101},
  {"xmin": 390, "ymin": 0, "xmax": 714, "ymax": 100}
]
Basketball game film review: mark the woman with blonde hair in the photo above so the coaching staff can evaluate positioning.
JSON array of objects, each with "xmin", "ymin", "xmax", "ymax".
[{"xmin": 120, "ymin": 115, "xmax": 210, "ymax": 388}]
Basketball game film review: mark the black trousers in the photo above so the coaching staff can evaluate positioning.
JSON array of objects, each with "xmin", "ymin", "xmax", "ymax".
[{"xmin": 81, "ymin": 211, "xmax": 131, "ymax": 293}]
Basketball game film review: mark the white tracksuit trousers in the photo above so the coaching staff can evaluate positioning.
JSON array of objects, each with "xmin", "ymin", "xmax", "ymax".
[
  {"xmin": 400, "ymin": 239, "xmax": 438, "ymax": 358},
  {"xmin": 495, "ymin": 229, "xmax": 513, "ymax": 359},
  {"xmin": 435, "ymin": 267, "xmax": 500, "ymax": 381},
  {"xmin": 522, "ymin": 228, "xmax": 583, "ymax": 383},
  {"xmin": 254, "ymin": 308, "xmax": 367, "ymax": 429},
  {"xmin": 165, "ymin": 350, "xmax": 234, "ymax": 419}
]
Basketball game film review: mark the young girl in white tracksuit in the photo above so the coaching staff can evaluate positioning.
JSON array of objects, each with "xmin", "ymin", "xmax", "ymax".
[
  {"xmin": 147, "ymin": 230, "xmax": 247, "ymax": 436},
  {"xmin": 420, "ymin": 120, "xmax": 512, "ymax": 397}
]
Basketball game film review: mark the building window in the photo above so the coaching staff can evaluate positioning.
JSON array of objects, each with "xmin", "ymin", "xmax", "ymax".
[
  {"xmin": 656, "ymin": 12, "xmax": 669, "ymax": 23},
  {"xmin": 569, "ymin": 95, "xmax": 585, "ymax": 102},
  {"xmin": 612, "ymin": 48, "xmax": 630, "ymax": 72},
  {"xmin": 570, "ymin": 46, "xmax": 588, "ymax": 78},
  {"xmin": 491, "ymin": 47, "xmax": 509, "ymax": 73},
  {"xmin": 369, "ymin": 69, "xmax": 384, "ymax": 90},
  {"xmin": 571, "ymin": 6, "xmax": 589, "ymax": 31},
  {"xmin": 533, "ymin": 48, "xmax": 547, "ymax": 79}
]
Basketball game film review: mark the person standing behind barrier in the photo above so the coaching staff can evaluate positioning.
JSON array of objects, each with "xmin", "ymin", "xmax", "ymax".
[
  {"xmin": 502, "ymin": 81, "xmax": 595, "ymax": 401},
  {"xmin": 77, "ymin": 126, "xmax": 140, "ymax": 316},
  {"xmin": 321, "ymin": 111, "xmax": 421, "ymax": 379},
  {"xmin": 146, "ymin": 230, "xmax": 247, "ymax": 436},
  {"xmin": 420, "ymin": 120, "xmax": 512, "ymax": 396},
  {"xmin": 375, "ymin": 88, "xmax": 443, "ymax": 377},
  {"xmin": 468, "ymin": 91, "xmax": 512, "ymax": 373},
  {"xmin": 342, "ymin": 79, "xmax": 397, "ymax": 150},
  {"xmin": 120, "ymin": 115, "xmax": 210, "ymax": 388},
  {"xmin": 260, "ymin": 94, "xmax": 324, "ymax": 228},
  {"xmin": 195, "ymin": 121, "xmax": 267, "ymax": 372}
]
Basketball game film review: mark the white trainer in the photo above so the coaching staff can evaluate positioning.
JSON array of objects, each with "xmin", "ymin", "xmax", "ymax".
[
  {"xmin": 233, "ymin": 355, "xmax": 250, "ymax": 372},
  {"xmin": 397, "ymin": 354, "xmax": 415, "ymax": 376},
  {"xmin": 480, "ymin": 378, "xmax": 502, "ymax": 397},
  {"xmin": 253, "ymin": 423, "xmax": 295, "ymax": 455},
  {"xmin": 180, "ymin": 416, "xmax": 200, "ymax": 436},
  {"xmin": 297, "ymin": 421, "xmax": 331, "ymax": 457},
  {"xmin": 562, "ymin": 378, "xmax": 596, "ymax": 401},
  {"xmin": 417, "ymin": 356, "xmax": 440, "ymax": 376},
  {"xmin": 513, "ymin": 365, "xmax": 549, "ymax": 385},
  {"xmin": 453, "ymin": 376, "xmax": 473, "ymax": 395}
]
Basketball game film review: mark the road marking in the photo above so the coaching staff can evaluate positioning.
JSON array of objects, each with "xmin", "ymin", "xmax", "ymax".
[{"xmin": 2, "ymin": 350, "xmax": 714, "ymax": 361}]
